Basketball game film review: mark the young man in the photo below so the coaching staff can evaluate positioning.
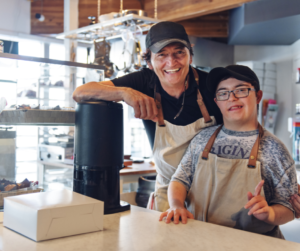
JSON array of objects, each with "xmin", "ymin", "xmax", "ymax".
[
  {"xmin": 73, "ymin": 22, "xmax": 222, "ymax": 212},
  {"xmin": 159, "ymin": 65, "xmax": 298, "ymax": 238}
]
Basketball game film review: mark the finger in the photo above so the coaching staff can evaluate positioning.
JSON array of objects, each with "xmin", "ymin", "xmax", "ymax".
[
  {"xmin": 143, "ymin": 98, "xmax": 154, "ymax": 120},
  {"xmin": 298, "ymin": 184, "xmax": 300, "ymax": 194},
  {"xmin": 180, "ymin": 211, "xmax": 188, "ymax": 224},
  {"xmin": 165, "ymin": 211, "xmax": 174, "ymax": 224},
  {"xmin": 159, "ymin": 212, "xmax": 168, "ymax": 221},
  {"xmin": 245, "ymin": 195, "xmax": 264, "ymax": 209},
  {"xmin": 248, "ymin": 201, "xmax": 267, "ymax": 215},
  {"xmin": 290, "ymin": 195, "xmax": 300, "ymax": 218},
  {"xmin": 132, "ymin": 102, "xmax": 141, "ymax": 118},
  {"xmin": 292, "ymin": 195, "xmax": 300, "ymax": 213},
  {"xmin": 138, "ymin": 100, "xmax": 147, "ymax": 119},
  {"xmin": 173, "ymin": 211, "xmax": 180, "ymax": 224},
  {"xmin": 152, "ymin": 116, "xmax": 159, "ymax": 123},
  {"xmin": 187, "ymin": 211, "xmax": 194, "ymax": 220},
  {"xmin": 253, "ymin": 207, "xmax": 269, "ymax": 215},
  {"xmin": 254, "ymin": 180, "xmax": 265, "ymax": 196},
  {"xmin": 247, "ymin": 191, "xmax": 253, "ymax": 201}
]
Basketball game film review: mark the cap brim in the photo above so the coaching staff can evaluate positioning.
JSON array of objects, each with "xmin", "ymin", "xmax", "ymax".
[
  {"xmin": 207, "ymin": 67, "xmax": 255, "ymax": 93},
  {"xmin": 149, "ymin": 38, "xmax": 189, "ymax": 53}
]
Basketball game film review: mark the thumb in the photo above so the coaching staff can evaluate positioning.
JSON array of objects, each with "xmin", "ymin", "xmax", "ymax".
[
  {"xmin": 187, "ymin": 211, "xmax": 194, "ymax": 219},
  {"xmin": 247, "ymin": 191, "xmax": 253, "ymax": 201},
  {"xmin": 152, "ymin": 117, "xmax": 158, "ymax": 123}
]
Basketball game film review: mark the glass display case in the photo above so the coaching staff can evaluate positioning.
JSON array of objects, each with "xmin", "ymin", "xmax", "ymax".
[{"xmin": 0, "ymin": 52, "xmax": 105, "ymax": 192}]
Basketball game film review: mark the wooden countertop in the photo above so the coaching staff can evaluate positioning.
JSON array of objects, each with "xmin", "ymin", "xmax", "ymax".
[
  {"xmin": 120, "ymin": 161, "xmax": 156, "ymax": 176},
  {"xmin": 0, "ymin": 206, "xmax": 299, "ymax": 250},
  {"xmin": 38, "ymin": 160, "xmax": 157, "ymax": 176}
]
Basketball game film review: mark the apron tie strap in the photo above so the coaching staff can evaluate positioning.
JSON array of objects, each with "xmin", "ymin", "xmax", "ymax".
[{"xmin": 192, "ymin": 68, "xmax": 212, "ymax": 124}]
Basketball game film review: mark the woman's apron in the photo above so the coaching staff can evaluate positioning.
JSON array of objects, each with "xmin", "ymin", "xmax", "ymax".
[
  {"xmin": 147, "ymin": 68, "xmax": 216, "ymax": 212},
  {"xmin": 186, "ymin": 124, "xmax": 284, "ymax": 238}
]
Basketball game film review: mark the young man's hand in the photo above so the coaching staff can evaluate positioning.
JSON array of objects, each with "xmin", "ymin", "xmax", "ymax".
[
  {"xmin": 159, "ymin": 207, "xmax": 194, "ymax": 224},
  {"xmin": 244, "ymin": 180, "xmax": 273, "ymax": 221}
]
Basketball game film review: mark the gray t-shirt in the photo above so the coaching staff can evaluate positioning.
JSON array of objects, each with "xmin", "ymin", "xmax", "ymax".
[{"xmin": 172, "ymin": 125, "xmax": 298, "ymax": 212}]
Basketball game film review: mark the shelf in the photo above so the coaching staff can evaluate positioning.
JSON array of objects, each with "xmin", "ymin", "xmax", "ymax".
[
  {"xmin": 0, "ymin": 53, "xmax": 105, "ymax": 70},
  {"xmin": 56, "ymin": 14, "xmax": 160, "ymax": 43},
  {"xmin": 0, "ymin": 109, "xmax": 75, "ymax": 126},
  {"xmin": 16, "ymin": 97, "xmax": 66, "ymax": 101},
  {"xmin": 0, "ymin": 79, "xmax": 17, "ymax": 84}
]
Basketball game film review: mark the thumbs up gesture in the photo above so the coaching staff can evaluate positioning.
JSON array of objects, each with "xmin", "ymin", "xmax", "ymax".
[{"xmin": 244, "ymin": 180, "xmax": 271, "ymax": 221}]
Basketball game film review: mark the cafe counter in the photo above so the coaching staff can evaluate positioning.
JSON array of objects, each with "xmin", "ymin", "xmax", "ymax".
[{"xmin": 0, "ymin": 206, "xmax": 299, "ymax": 251}]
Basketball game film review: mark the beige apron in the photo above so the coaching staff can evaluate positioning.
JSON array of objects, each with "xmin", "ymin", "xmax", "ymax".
[
  {"xmin": 186, "ymin": 124, "xmax": 284, "ymax": 238},
  {"xmin": 147, "ymin": 68, "xmax": 217, "ymax": 212}
]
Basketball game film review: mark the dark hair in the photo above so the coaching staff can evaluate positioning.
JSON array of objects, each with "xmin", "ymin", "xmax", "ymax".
[
  {"xmin": 217, "ymin": 75, "xmax": 260, "ymax": 113},
  {"xmin": 142, "ymin": 45, "xmax": 194, "ymax": 64}
]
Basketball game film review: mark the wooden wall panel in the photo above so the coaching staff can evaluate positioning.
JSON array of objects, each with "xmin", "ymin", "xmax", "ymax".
[
  {"xmin": 178, "ymin": 11, "xmax": 229, "ymax": 38},
  {"xmin": 31, "ymin": 0, "xmax": 64, "ymax": 34},
  {"xmin": 78, "ymin": 0, "xmax": 142, "ymax": 28},
  {"xmin": 144, "ymin": 0, "xmax": 256, "ymax": 21},
  {"xmin": 30, "ymin": 0, "xmax": 238, "ymax": 38}
]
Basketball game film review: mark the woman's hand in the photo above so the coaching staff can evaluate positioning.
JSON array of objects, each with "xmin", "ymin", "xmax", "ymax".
[
  {"xmin": 122, "ymin": 88, "xmax": 158, "ymax": 122},
  {"xmin": 159, "ymin": 207, "xmax": 194, "ymax": 224}
]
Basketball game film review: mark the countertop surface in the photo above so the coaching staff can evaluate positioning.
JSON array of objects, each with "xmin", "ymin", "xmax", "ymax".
[
  {"xmin": 0, "ymin": 206, "xmax": 300, "ymax": 251},
  {"xmin": 40, "ymin": 160, "xmax": 157, "ymax": 176}
]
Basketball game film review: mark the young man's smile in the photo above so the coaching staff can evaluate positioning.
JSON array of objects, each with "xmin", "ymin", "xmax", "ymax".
[{"xmin": 228, "ymin": 104, "xmax": 243, "ymax": 111}]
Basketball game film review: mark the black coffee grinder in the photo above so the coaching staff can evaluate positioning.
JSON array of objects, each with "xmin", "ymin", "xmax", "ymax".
[{"xmin": 74, "ymin": 101, "xmax": 130, "ymax": 214}]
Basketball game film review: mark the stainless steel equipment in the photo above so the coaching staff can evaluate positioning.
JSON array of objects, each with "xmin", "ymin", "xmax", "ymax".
[
  {"xmin": 39, "ymin": 144, "xmax": 73, "ymax": 163},
  {"xmin": 0, "ymin": 128, "xmax": 16, "ymax": 180}
]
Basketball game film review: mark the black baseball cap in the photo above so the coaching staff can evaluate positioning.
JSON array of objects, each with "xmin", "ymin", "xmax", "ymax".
[
  {"xmin": 206, "ymin": 65, "xmax": 260, "ymax": 93},
  {"xmin": 146, "ymin": 21, "xmax": 191, "ymax": 53}
]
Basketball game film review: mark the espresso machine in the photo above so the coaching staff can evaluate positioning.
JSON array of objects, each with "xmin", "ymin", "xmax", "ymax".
[{"xmin": 74, "ymin": 101, "xmax": 130, "ymax": 214}]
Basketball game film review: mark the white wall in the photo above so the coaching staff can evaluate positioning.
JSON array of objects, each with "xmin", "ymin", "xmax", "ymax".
[
  {"xmin": 0, "ymin": 0, "xmax": 30, "ymax": 34},
  {"xmin": 276, "ymin": 60, "xmax": 293, "ymax": 153},
  {"xmin": 234, "ymin": 39, "xmax": 300, "ymax": 153},
  {"xmin": 234, "ymin": 38, "xmax": 300, "ymax": 63},
  {"xmin": 190, "ymin": 37, "xmax": 234, "ymax": 68}
]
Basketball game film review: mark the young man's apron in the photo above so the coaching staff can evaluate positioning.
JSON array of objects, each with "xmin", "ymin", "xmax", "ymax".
[
  {"xmin": 147, "ymin": 68, "xmax": 216, "ymax": 212},
  {"xmin": 186, "ymin": 124, "xmax": 284, "ymax": 238}
]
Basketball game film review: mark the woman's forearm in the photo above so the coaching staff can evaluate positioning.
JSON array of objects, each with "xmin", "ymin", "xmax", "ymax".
[{"xmin": 72, "ymin": 81, "xmax": 127, "ymax": 103}]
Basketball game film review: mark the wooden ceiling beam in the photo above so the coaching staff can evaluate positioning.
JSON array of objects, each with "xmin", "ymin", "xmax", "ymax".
[
  {"xmin": 144, "ymin": 0, "xmax": 257, "ymax": 22},
  {"xmin": 178, "ymin": 11, "xmax": 229, "ymax": 38}
]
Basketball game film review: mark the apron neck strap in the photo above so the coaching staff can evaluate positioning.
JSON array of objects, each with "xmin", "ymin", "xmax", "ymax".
[
  {"xmin": 154, "ymin": 92, "xmax": 166, "ymax": 127},
  {"xmin": 201, "ymin": 124, "xmax": 223, "ymax": 160},
  {"xmin": 154, "ymin": 67, "xmax": 212, "ymax": 127},
  {"xmin": 192, "ymin": 68, "xmax": 212, "ymax": 124},
  {"xmin": 201, "ymin": 123, "xmax": 264, "ymax": 169}
]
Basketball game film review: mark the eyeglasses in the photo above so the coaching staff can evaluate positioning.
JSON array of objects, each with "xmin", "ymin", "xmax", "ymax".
[{"xmin": 215, "ymin": 88, "xmax": 256, "ymax": 101}]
